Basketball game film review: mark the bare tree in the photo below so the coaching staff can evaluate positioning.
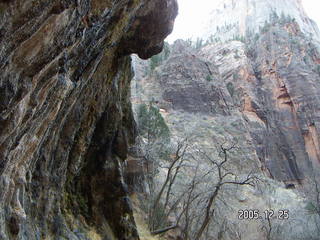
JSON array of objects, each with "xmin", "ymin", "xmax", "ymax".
[
  {"xmin": 145, "ymin": 139, "xmax": 189, "ymax": 232},
  {"xmin": 193, "ymin": 142, "xmax": 256, "ymax": 240},
  {"xmin": 176, "ymin": 165, "xmax": 204, "ymax": 240},
  {"xmin": 261, "ymin": 217, "xmax": 273, "ymax": 240},
  {"xmin": 138, "ymin": 134, "xmax": 257, "ymax": 239},
  {"xmin": 153, "ymin": 140, "xmax": 188, "ymax": 213}
]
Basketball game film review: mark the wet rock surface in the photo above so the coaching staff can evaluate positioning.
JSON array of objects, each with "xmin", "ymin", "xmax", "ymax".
[{"xmin": 0, "ymin": 0, "xmax": 177, "ymax": 239}]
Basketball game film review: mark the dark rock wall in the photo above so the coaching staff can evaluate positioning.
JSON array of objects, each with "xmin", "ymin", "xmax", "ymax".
[
  {"xmin": 0, "ymin": 0, "xmax": 177, "ymax": 239},
  {"xmin": 158, "ymin": 40, "xmax": 228, "ymax": 115},
  {"xmin": 246, "ymin": 21, "xmax": 320, "ymax": 181}
]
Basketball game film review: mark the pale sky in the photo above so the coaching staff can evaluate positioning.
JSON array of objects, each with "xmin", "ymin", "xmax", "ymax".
[
  {"xmin": 302, "ymin": 0, "xmax": 320, "ymax": 25},
  {"xmin": 166, "ymin": 0, "xmax": 320, "ymax": 43}
]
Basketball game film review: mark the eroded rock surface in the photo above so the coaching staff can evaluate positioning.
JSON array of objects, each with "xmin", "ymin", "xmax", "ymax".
[
  {"xmin": 133, "ymin": 17, "xmax": 320, "ymax": 185},
  {"xmin": 0, "ymin": 0, "xmax": 177, "ymax": 239}
]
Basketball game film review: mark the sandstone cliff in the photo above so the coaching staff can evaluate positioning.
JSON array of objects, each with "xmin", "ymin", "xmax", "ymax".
[
  {"xmin": 133, "ymin": 0, "xmax": 320, "ymax": 187},
  {"xmin": 131, "ymin": 1, "xmax": 320, "ymax": 239},
  {"xmin": 0, "ymin": 0, "xmax": 177, "ymax": 239}
]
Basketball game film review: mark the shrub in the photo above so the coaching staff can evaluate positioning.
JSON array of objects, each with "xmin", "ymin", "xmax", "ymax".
[
  {"xmin": 233, "ymin": 72, "xmax": 239, "ymax": 81},
  {"xmin": 137, "ymin": 103, "xmax": 170, "ymax": 141},
  {"xmin": 305, "ymin": 201, "xmax": 317, "ymax": 215},
  {"xmin": 206, "ymin": 75, "xmax": 213, "ymax": 81},
  {"xmin": 150, "ymin": 54, "xmax": 162, "ymax": 71},
  {"xmin": 234, "ymin": 50, "xmax": 241, "ymax": 59},
  {"xmin": 227, "ymin": 82, "xmax": 235, "ymax": 97},
  {"xmin": 315, "ymin": 65, "xmax": 320, "ymax": 76},
  {"xmin": 195, "ymin": 37, "xmax": 204, "ymax": 50},
  {"xmin": 149, "ymin": 42, "xmax": 171, "ymax": 72}
]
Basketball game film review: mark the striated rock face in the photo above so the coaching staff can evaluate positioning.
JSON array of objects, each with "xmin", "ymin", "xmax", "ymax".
[
  {"xmin": 241, "ymin": 20, "xmax": 320, "ymax": 181},
  {"xmin": 0, "ymin": 0, "xmax": 177, "ymax": 239},
  {"xmin": 132, "ymin": 21, "xmax": 320, "ymax": 240},
  {"xmin": 157, "ymin": 43, "xmax": 224, "ymax": 114},
  {"xmin": 133, "ymin": 17, "xmax": 320, "ymax": 184}
]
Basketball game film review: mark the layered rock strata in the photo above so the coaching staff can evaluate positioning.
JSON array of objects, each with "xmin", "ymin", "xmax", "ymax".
[{"xmin": 0, "ymin": 0, "xmax": 177, "ymax": 239}]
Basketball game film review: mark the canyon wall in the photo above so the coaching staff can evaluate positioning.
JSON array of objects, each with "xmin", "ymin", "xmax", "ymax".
[
  {"xmin": 0, "ymin": 0, "xmax": 177, "ymax": 239},
  {"xmin": 131, "ymin": 2, "xmax": 320, "ymax": 238},
  {"xmin": 133, "ymin": 0, "xmax": 320, "ymax": 185},
  {"xmin": 132, "ymin": 24, "xmax": 320, "ymax": 240}
]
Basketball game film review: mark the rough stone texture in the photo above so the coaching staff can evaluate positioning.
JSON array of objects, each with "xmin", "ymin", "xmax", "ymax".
[
  {"xmin": 134, "ymin": 21, "xmax": 320, "ymax": 183},
  {"xmin": 133, "ymin": 6, "xmax": 320, "ymax": 185},
  {"xmin": 0, "ymin": 0, "xmax": 177, "ymax": 239},
  {"xmin": 132, "ymin": 40, "xmax": 262, "ymax": 176},
  {"xmin": 241, "ymin": 21, "xmax": 320, "ymax": 181}
]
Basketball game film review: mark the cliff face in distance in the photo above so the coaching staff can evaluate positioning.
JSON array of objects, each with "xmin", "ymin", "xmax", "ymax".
[
  {"xmin": 133, "ymin": 0, "xmax": 320, "ymax": 184},
  {"xmin": 0, "ymin": 0, "xmax": 177, "ymax": 239},
  {"xmin": 132, "ymin": 1, "xmax": 320, "ymax": 238},
  {"xmin": 241, "ymin": 19, "xmax": 320, "ymax": 181},
  {"xmin": 201, "ymin": 0, "xmax": 320, "ymax": 182}
]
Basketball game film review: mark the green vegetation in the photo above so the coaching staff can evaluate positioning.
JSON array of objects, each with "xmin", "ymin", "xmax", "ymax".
[
  {"xmin": 149, "ymin": 42, "xmax": 171, "ymax": 72},
  {"xmin": 195, "ymin": 38, "xmax": 205, "ymax": 50},
  {"xmin": 163, "ymin": 42, "xmax": 170, "ymax": 59},
  {"xmin": 226, "ymin": 82, "xmax": 235, "ymax": 97},
  {"xmin": 185, "ymin": 37, "xmax": 205, "ymax": 50},
  {"xmin": 232, "ymin": 72, "xmax": 239, "ymax": 81},
  {"xmin": 269, "ymin": 10, "xmax": 279, "ymax": 23},
  {"xmin": 257, "ymin": 12, "xmax": 297, "ymax": 37},
  {"xmin": 232, "ymin": 34, "xmax": 245, "ymax": 43},
  {"xmin": 208, "ymin": 35, "xmax": 221, "ymax": 44},
  {"xmin": 254, "ymin": 33, "xmax": 260, "ymax": 42},
  {"xmin": 186, "ymin": 38, "xmax": 193, "ymax": 47},
  {"xmin": 315, "ymin": 65, "xmax": 320, "ymax": 76},
  {"xmin": 150, "ymin": 54, "xmax": 162, "ymax": 71},
  {"xmin": 290, "ymin": 37, "xmax": 299, "ymax": 46},
  {"xmin": 203, "ymin": 12, "xmax": 300, "ymax": 49},
  {"xmin": 260, "ymin": 20, "xmax": 272, "ymax": 33},
  {"xmin": 265, "ymin": 42, "xmax": 271, "ymax": 51},
  {"xmin": 222, "ymin": 49, "xmax": 228, "ymax": 56},
  {"xmin": 137, "ymin": 103, "xmax": 170, "ymax": 141},
  {"xmin": 206, "ymin": 75, "xmax": 213, "ymax": 82},
  {"xmin": 307, "ymin": 46, "xmax": 318, "ymax": 58},
  {"xmin": 234, "ymin": 49, "xmax": 241, "ymax": 59},
  {"xmin": 305, "ymin": 201, "xmax": 317, "ymax": 215}
]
